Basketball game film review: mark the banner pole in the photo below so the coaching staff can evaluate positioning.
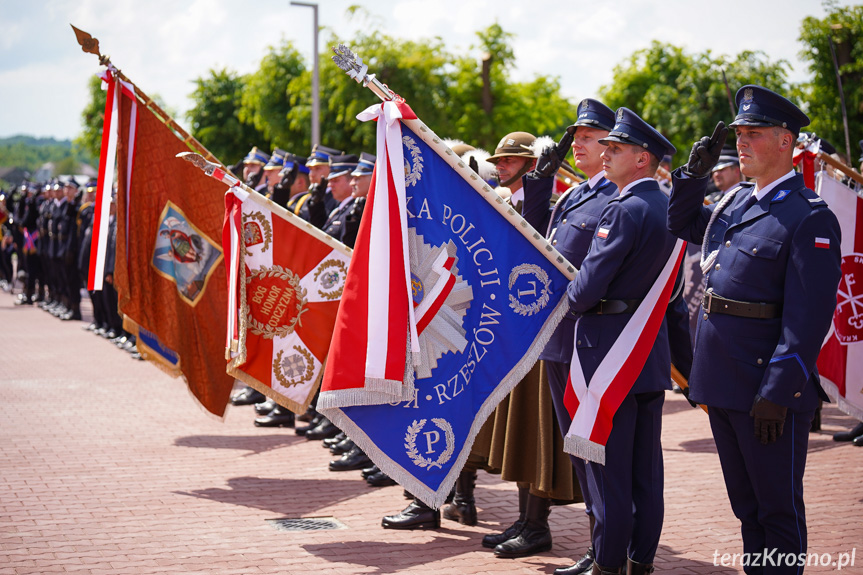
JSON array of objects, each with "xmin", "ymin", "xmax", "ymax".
[{"xmin": 330, "ymin": 44, "xmax": 576, "ymax": 281}]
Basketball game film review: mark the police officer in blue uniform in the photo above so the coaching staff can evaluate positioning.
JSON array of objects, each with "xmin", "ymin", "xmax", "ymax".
[
  {"xmin": 565, "ymin": 108, "xmax": 692, "ymax": 575},
  {"xmin": 522, "ymin": 98, "xmax": 618, "ymax": 575},
  {"xmin": 668, "ymin": 85, "xmax": 842, "ymax": 575}
]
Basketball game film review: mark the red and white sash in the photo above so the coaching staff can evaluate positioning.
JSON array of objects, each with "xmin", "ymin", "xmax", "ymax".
[
  {"xmin": 563, "ymin": 239, "xmax": 686, "ymax": 464},
  {"xmin": 88, "ymin": 69, "xmax": 137, "ymax": 290}
]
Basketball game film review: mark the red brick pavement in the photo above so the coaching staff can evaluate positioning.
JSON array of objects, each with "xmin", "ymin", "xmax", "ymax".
[{"xmin": 1, "ymin": 289, "xmax": 861, "ymax": 574}]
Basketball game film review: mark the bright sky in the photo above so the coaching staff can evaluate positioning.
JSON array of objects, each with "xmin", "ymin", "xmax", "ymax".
[{"xmin": 0, "ymin": 0, "xmax": 849, "ymax": 141}]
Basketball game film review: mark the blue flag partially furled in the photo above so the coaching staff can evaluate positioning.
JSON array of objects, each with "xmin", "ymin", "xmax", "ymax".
[{"xmin": 319, "ymin": 100, "xmax": 572, "ymax": 508}]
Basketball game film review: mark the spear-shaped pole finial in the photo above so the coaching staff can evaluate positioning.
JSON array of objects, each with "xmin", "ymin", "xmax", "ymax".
[
  {"xmin": 176, "ymin": 152, "xmax": 240, "ymax": 187},
  {"xmin": 70, "ymin": 25, "xmax": 111, "ymax": 67},
  {"xmin": 331, "ymin": 44, "xmax": 397, "ymax": 103}
]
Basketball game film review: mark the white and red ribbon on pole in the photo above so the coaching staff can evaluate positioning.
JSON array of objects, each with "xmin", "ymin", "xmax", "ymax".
[
  {"xmin": 222, "ymin": 186, "xmax": 247, "ymax": 357},
  {"xmin": 563, "ymin": 239, "xmax": 686, "ymax": 465},
  {"xmin": 88, "ymin": 69, "xmax": 138, "ymax": 291},
  {"xmin": 87, "ymin": 69, "xmax": 119, "ymax": 291},
  {"xmin": 354, "ymin": 100, "xmax": 418, "ymax": 396}
]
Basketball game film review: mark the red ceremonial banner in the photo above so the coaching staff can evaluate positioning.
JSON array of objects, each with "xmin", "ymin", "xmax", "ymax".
[{"xmin": 113, "ymin": 92, "xmax": 235, "ymax": 416}]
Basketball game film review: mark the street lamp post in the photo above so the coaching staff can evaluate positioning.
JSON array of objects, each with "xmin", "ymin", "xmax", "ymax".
[{"xmin": 290, "ymin": 1, "xmax": 320, "ymax": 147}]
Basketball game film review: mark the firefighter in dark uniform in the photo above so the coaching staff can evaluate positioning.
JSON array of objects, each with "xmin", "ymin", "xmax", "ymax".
[
  {"xmin": 668, "ymin": 85, "xmax": 842, "ymax": 575},
  {"xmin": 78, "ymin": 180, "xmax": 105, "ymax": 332},
  {"xmin": 58, "ymin": 180, "xmax": 82, "ymax": 320},
  {"xmin": 310, "ymin": 154, "xmax": 364, "ymax": 249},
  {"xmin": 16, "ymin": 183, "xmax": 45, "ymax": 305},
  {"xmin": 272, "ymin": 154, "xmax": 311, "ymax": 214}
]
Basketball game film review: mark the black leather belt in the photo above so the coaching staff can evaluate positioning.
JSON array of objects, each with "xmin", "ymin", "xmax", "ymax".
[
  {"xmin": 702, "ymin": 289, "xmax": 781, "ymax": 319},
  {"xmin": 584, "ymin": 299, "xmax": 642, "ymax": 315}
]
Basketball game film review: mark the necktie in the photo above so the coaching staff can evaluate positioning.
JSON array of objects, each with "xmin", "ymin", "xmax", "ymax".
[{"xmin": 742, "ymin": 192, "xmax": 758, "ymax": 212}]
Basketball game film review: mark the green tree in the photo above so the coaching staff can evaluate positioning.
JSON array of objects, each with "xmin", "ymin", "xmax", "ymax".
[
  {"xmin": 187, "ymin": 68, "xmax": 267, "ymax": 165},
  {"xmin": 448, "ymin": 24, "xmax": 577, "ymax": 150},
  {"xmin": 75, "ymin": 74, "xmax": 105, "ymax": 161},
  {"xmin": 600, "ymin": 42, "xmax": 789, "ymax": 166},
  {"xmin": 239, "ymin": 40, "xmax": 307, "ymax": 150},
  {"xmin": 796, "ymin": 1, "xmax": 863, "ymax": 163}
]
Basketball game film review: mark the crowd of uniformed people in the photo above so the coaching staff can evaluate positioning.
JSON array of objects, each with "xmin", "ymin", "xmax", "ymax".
[{"xmin": 3, "ymin": 82, "xmax": 862, "ymax": 575}]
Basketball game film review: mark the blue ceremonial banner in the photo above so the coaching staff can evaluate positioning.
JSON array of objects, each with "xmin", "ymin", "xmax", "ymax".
[{"xmin": 319, "ymin": 102, "xmax": 574, "ymax": 508}]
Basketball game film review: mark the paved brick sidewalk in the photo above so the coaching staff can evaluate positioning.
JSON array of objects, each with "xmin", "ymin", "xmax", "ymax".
[{"xmin": 1, "ymin": 289, "xmax": 861, "ymax": 574}]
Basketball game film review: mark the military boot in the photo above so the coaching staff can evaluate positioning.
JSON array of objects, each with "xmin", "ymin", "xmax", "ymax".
[
  {"xmin": 381, "ymin": 498, "xmax": 440, "ymax": 530},
  {"xmin": 442, "ymin": 470, "xmax": 477, "ymax": 525},
  {"xmin": 591, "ymin": 564, "xmax": 623, "ymax": 575},
  {"xmin": 626, "ymin": 558, "xmax": 654, "ymax": 575},
  {"xmin": 494, "ymin": 493, "xmax": 552, "ymax": 558},
  {"xmin": 554, "ymin": 514, "xmax": 595, "ymax": 574},
  {"xmin": 483, "ymin": 486, "xmax": 528, "ymax": 548}
]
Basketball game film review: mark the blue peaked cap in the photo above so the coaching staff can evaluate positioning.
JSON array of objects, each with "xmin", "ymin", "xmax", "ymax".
[
  {"xmin": 599, "ymin": 107, "xmax": 676, "ymax": 159},
  {"xmin": 569, "ymin": 98, "xmax": 616, "ymax": 132},
  {"xmin": 351, "ymin": 152, "xmax": 376, "ymax": 176},
  {"xmin": 264, "ymin": 148, "xmax": 287, "ymax": 170},
  {"xmin": 243, "ymin": 146, "xmax": 270, "ymax": 165},
  {"xmin": 306, "ymin": 144, "xmax": 343, "ymax": 167},
  {"xmin": 280, "ymin": 153, "xmax": 311, "ymax": 176},
  {"xmin": 729, "ymin": 85, "xmax": 810, "ymax": 136}
]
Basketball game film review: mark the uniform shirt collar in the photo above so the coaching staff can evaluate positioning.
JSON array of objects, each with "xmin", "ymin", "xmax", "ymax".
[
  {"xmin": 753, "ymin": 170, "xmax": 796, "ymax": 201},
  {"xmin": 619, "ymin": 177, "xmax": 654, "ymax": 195},
  {"xmin": 587, "ymin": 171, "xmax": 606, "ymax": 190},
  {"xmin": 509, "ymin": 187, "xmax": 524, "ymax": 206}
]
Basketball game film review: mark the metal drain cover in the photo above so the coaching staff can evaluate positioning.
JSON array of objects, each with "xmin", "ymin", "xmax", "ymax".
[{"xmin": 267, "ymin": 517, "xmax": 347, "ymax": 531}]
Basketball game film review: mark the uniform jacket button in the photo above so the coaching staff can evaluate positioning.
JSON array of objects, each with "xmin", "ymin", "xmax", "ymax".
[
  {"xmin": 757, "ymin": 358, "xmax": 763, "ymax": 365},
  {"xmin": 715, "ymin": 263, "xmax": 721, "ymax": 271},
  {"xmin": 580, "ymin": 222, "xmax": 586, "ymax": 228},
  {"xmin": 703, "ymin": 313, "xmax": 708, "ymax": 320},
  {"xmin": 552, "ymin": 239, "xmax": 558, "ymax": 246},
  {"xmin": 725, "ymin": 240, "xmax": 731, "ymax": 247},
  {"xmin": 794, "ymin": 392, "xmax": 801, "ymax": 398},
  {"xmin": 577, "ymin": 340, "xmax": 582, "ymax": 346},
  {"xmin": 752, "ymin": 247, "xmax": 758, "ymax": 254},
  {"xmin": 562, "ymin": 218, "xmax": 567, "ymax": 224}
]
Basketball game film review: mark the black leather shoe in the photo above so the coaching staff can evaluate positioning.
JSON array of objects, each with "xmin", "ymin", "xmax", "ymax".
[
  {"xmin": 329, "ymin": 437, "xmax": 355, "ymax": 455},
  {"xmin": 329, "ymin": 445, "xmax": 372, "ymax": 471},
  {"xmin": 254, "ymin": 406, "xmax": 295, "ymax": 428},
  {"xmin": 361, "ymin": 465, "xmax": 379, "ymax": 479},
  {"xmin": 297, "ymin": 408, "xmax": 316, "ymax": 423},
  {"xmin": 255, "ymin": 398, "xmax": 277, "ymax": 415},
  {"xmin": 231, "ymin": 387, "xmax": 267, "ymax": 406},
  {"xmin": 295, "ymin": 414, "xmax": 323, "ymax": 436},
  {"xmin": 113, "ymin": 335, "xmax": 129, "ymax": 347},
  {"xmin": 554, "ymin": 547, "xmax": 595, "ymax": 575},
  {"xmin": 323, "ymin": 431, "xmax": 347, "ymax": 448},
  {"xmin": 366, "ymin": 471, "xmax": 397, "ymax": 487},
  {"xmin": 94, "ymin": 327, "xmax": 107, "ymax": 337},
  {"xmin": 834, "ymin": 422, "xmax": 863, "ymax": 441},
  {"xmin": 305, "ymin": 417, "xmax": 339, "ymax": 440},
  {"xmin": 104, "ymin": 329, "xmax": 119, "ymax": 340},
  {"xmin": 381, "ymin": 500, "xmax": 440, "ymax": 530},
  {"xmin": 854, "ymin": 434, "xmax": 863, "ymax": 446}
]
